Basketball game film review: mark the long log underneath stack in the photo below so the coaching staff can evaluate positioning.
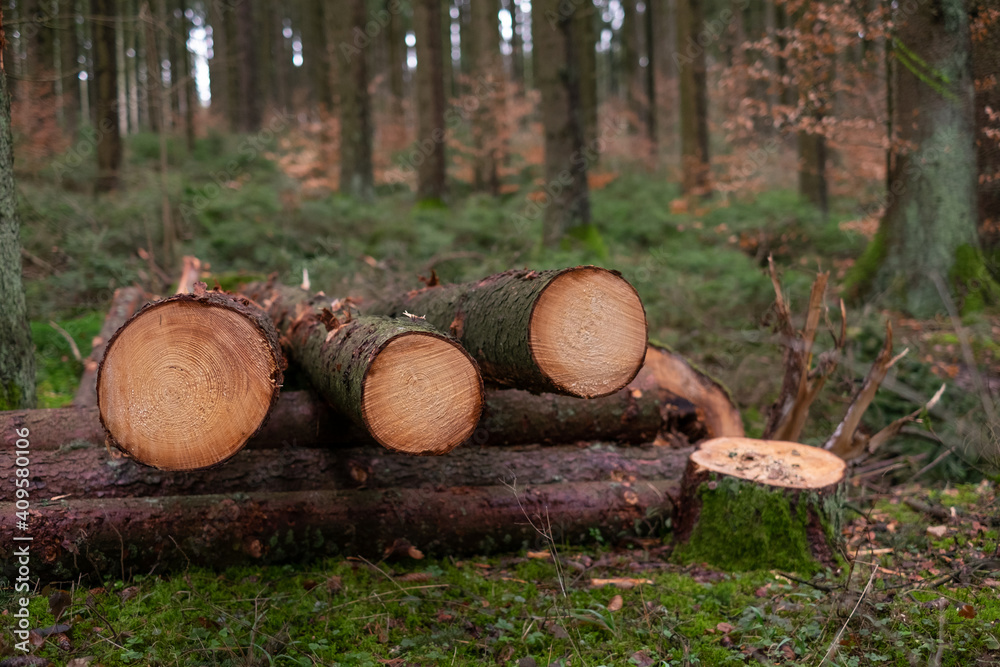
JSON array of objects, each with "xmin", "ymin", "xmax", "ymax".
[
  {"xmin": 673, "ymin": 437, "xmax": 846, "ymax": 573},
  {"xmin": 366, "ymin": 267, "xmax": 649, "ymax": 397},
  {"xmin": 97, "ymin": 289, "xmax": 285, "ymax": 470},
  {"xmin": 0, "ymin": 480, "xmax": 675, "ymax": 581},
  {"xmin": 243, "ymin": 283, "xmax": 484, "ymax": 455}
]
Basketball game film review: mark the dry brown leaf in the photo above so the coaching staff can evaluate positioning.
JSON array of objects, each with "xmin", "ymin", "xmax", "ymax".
[
  {"xmin": 716, "ymin": 622, "xmax": 735, "ymax": 634},
  {"xmin": 607, "ymin": 594, "xmax": 623, "ymax": 612},
  {"xmin": 958, "ymin": 604, "xmax": 976, "ymax": 619},
  {"xmin": 927, "ymin": 525, "xmax": 948, "ymax": 538}
]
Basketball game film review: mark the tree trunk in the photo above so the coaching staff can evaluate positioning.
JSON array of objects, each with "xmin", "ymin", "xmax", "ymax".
[
  {"xmin": 234, "ymin": 0, "xmax": 260, "ymax": 131},
  {"xmin": 97, "ymin": 289, "xmax": 285, "ymax": 470},
  {"xmin": 677, "ymin": 0, "xmax": 710, "ymax": 196},
  {"xmin": 972, "ymin": 0, "xmax": 1000, "ymax": 256},
  {"xmin": 242, "ymin": 282, "xmax": 484, "ymax": 455},
  {"xmin": 0, "ymin": 439, "xmax": 692, "ymax": 500},
  {"xmin": 180, "ymin": 0, "xmax": 196, "ymax": 150},
  {"xmin": 0, "ymin": 14, "xmax": 37, "ymax": 410},
  {"xmin": 795, "ymin": 6, "xmax": 830, "ymax": 218},
  {"xmin": 643, "ymin": 0, "xmax": 656, "ymax": 156},
  {"xmin": 386, "ymin": 0, "xmax": 406, "ymax": 124},
  {"xmin": 93, "ymin": 0, "xmax": 122, "ymax": 191},
  {"xmin": 574, "ymin": 0, "xmax": 598, "ymax": 150},
  {"xmin": 798, "ymin": 130, "xmax": 827, "ymax": 215},
  {"xmin": 208, "ymin": 0, "xmax": 230, "ymax": 126},
  {"xmin": 864, "ymin": 0, "xmax": 980, "ymax": 316},
  {"xmin": 620, "ymin": 0, "xmax": 638, "ymax": 116},
  {"xmin": 532, "ymin": 0, "xmax": 592, "ymax": 245},
  {"xmin": 335, "ymin": 0, "xmax": 375, "ymax": 200},
  {"xmin": 73, "ymin": 286, "xmax": 147, "ymax": 407},
  {"xmin": 471, "ymin": 0, "xmax": 503, "ymax": 193},
  {"xmin": 1, "ymin": 479, "xmax": 674, "ymax": 581},
  {"xmin": 58, "ymin": 0, "xmax": 81, "ymax": 134},
  {"xmin": 673, "ymin": 437, "xmax": 846, "ymax": 572},
  {"xmin": 415, "ymin": 0, "xmax": 447, "ymax": 200},
  {"xmin": 508, "ymin": 0, "xmax": 524, "ymax": 86},
  {"xmin": 302, "ymin": 0, "xmax": 332, "ymax": 111},
  {"xmin": 368, "ymin": 267, "xmax": 648, "ymax": 397}
]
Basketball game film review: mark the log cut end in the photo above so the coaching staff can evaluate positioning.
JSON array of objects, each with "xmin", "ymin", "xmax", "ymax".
[
  {"xmin": 529, "ymin": 267, "xmax": 647, "ymax": 398},
  {"xmin": 362, "ymin": 333, "xmax": 484, "ymax": 455},
  {"xmin": 674, "ymin": 437, "xmax": 847, "ymax": 573},
  {"xmin": 98, "ymin": 297, "xmax": 283, "ymax": 470}
]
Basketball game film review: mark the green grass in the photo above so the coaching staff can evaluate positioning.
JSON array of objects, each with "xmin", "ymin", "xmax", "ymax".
[{"xmin": 2, "ymin": 483, "xmax": 999, "ymax": 665}]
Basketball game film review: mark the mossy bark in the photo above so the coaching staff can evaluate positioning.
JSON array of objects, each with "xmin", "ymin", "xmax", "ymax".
[
  {"xmin": 673, "ymin": 463, "xmax": 845, "ymax": 573},
  {"xmin": 367, "ymin": 267, "xmax": 644, "ymax": 396},
  {"xmin": 866, "ymin": 0, "xmax": 979, "ymax": 317},
  {"xmin": 2, "ymin": 479, "xmax": 675, "ymax": 582},
  {"xmin": 0, "ymin": 44, "xmax": 37, "ymax": 410},
  {"xmin": 243, "ymin": 282, "xmax": 483, "ymax": 453}
]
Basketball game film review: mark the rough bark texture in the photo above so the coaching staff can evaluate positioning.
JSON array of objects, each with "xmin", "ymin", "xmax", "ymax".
[
  {"xmin": 673, "ymin": 439, "xmax": 846, "ymax": 573},
  {"xmin": 73, "ymin": 286, "xmax": 146, "ymax": 408},
  {"xmin": 867, "ymin": 0, "xmax": 979, "ymax": 317},
  {"xmin": 366, "ymin": 267, "xmax": 646, "ymax": 397},
  {"xmin": 243, "ymin": 282, "xmax": 483, "ymax": 454},
  {"xmin": 336, "ymin": 0, "xmax": 375, "ymax": 200},
  {"xmin": 415, "ymin": 0, "xmax": 447, "ymax": 200},
  {"xmin": 0, "ymin": 439, "xmax": 691, "ymax": 500},
  {"xmin": 0, "ymin": 16, "xmax": 37, "ymax": 410},
  {"xmin": 471, "ymin": 0, "xmax": 503, "ymax": 193},
  {"xmin": 677, "ymin": 0, "xmax": 710, "ymax": 196},
  {"xmin": 96, "ymin": 290, "xmax": 285, "ymax": 469},
  {"xmin": 532, "ymin": 0, "xmax": 591, "ymax": 245},
  {"xmin": 93, "ymin": 0, "xmax": 122, "ymax": 191},
  {"xmin": 1, "ymin": 480, "xmax": 675, "ymax": 581}
]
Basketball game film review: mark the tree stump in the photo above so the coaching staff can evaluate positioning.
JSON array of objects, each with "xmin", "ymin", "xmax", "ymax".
[
  {"xmin": 673, "ymin": 437, "xmax": 847, "ymax": 572},
  {"xmin": 97, "ymin": 290, "xmax": 284, "ymax": 470}
]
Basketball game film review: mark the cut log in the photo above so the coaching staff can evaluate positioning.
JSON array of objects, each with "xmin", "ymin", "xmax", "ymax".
[
  {"xmin": 242, "ymin": 282, "xmax": 484, "ymax": 455},
  {"xmin": 73, "ymin": 286, "xmax": 147, "ymax": 408},
  {"xmin": 0, "ymin": 479, "xmax": 675, "ymax": 582},
  {"xmin": 673, "ymin": 437, "xmax": 846, "ymax": 573},
  {"xmin": 366, "ymin": 266, "xmax": 648, "ymax": 397},
  {"xmin": 97, "ymin": 289, "xmax": 285, "ymax": 470},
  {"xmin": 0, "ymin": 440, "xmax": 692, "ymax": 499}
]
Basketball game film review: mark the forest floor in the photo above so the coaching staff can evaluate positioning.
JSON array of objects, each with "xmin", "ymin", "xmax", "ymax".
[{"xmin": 3, "ymin": 129, "xmax": 1000, "ymax": 665}]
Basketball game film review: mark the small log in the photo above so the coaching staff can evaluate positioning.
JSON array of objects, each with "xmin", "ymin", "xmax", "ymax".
[
  {"xmin": 97, "ymin": 288, "xmax": 285, "ymax": 470},
  {"xmin": 72, "ymin": 287, "xmax": 147, "ymax": 408},
  {"xmin": 0, "ymin": 480, "xmax": 675, "ymax": 582},
  {"xmin": 366, "ymin": 266, "xmax": 648, "ymax": 397},
  {"xmin": 673, "ymin": 437, "xmax": 846, "ymax": 572},
  {"xmin": 243, "ymin": 283, "xmax": 484, "ymax": 455}
]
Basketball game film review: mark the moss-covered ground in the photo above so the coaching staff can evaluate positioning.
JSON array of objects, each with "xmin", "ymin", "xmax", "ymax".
[{"xmin": 0, "ymin": 482, "xmax": 997, "ymax": 665}]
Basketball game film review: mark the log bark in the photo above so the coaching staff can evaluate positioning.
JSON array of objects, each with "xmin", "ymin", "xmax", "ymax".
[
  {"xmin": 367, "ymin": 267, "xmax": 648, "ymax": 398},
  {"xmin": 673, "ymin": 437, "xmax": 846, "ymax": 572},
  {"xmin": 1, "ymin": 480, "xmax": 675, "ymax": 582},
  {"xmin": 73, "ymin": 286, "xmax": 147, "ymax": 408},
  {"xmin": 97, "ymin": 289, "xmax": 285, "ymax": 470},
  {"xmin": 0, "ymin": 440, "xmax": 692, "ymax": 499},
  {"xmin": 242, "ymin": 282, "xmax": 484, "ymax": 455}
]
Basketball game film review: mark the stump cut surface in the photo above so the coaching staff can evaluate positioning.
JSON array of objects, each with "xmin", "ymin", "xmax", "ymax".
[
  {"xmin": 98, "ymin": 298, "xmax": 282, "ymax": 470},
  {"xmin": 690, "ymin": 437, "xmax": 845, "ymax": 489}
]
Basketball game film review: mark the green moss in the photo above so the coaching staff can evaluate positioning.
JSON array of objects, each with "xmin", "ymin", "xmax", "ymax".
[
  {"xmin": 672, "ymin": 476, "xmax": 841, "ymax": 573},
  {"xmin": 0, "ymin": 380, "xmax": 23, "ymax": 410},
  {"xmin": 950, "ymin": 243, "xmax": 997, "ymax": 314},
  {"xmin": 843, "ymin": 226, "xmax": 887, "ymax": 302}
]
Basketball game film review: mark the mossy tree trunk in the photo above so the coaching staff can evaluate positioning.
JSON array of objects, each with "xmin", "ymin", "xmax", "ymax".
[
  {"xmin": 0, "ymin": 17, "xmax": 37, "ymax": 410},
  {"xmin": 673, "ymin": 438, "xmax": 846, "ymax": 573},
  {"xmin": 335, "ymin": 0, "xmax": 375, "ymax": 200},
  {"xmin": 863, "ymin": 0, "xmax": 980, "ymax": 316}
]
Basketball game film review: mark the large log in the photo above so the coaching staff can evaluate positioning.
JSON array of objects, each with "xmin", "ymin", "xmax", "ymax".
[
  {"xmin": 97, "ymin": 288, "xmax": 285, "ymax": 470},
  {"xmin": 365, "ymin": 267, "xmax": 649, "ymax": 397},
  {"xmin": 0, "ymin": 480, "xmax": 675, "ymax": 582},
  {"xmin": 73, "ymin": 286, "xmax": 147, "ymax": 408},
  {"xmin": 0, "ymin": 440, "xmax": 692, "ymax": 499},
  {"xmin": 673, "ymin": 437, "xmax": 846, "ymax": 573},
  {"xmin": 242, "ymin": 283, "xmax": 484, "ymax": 455}
]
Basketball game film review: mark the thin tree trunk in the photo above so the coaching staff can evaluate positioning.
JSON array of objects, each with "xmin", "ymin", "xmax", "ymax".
[
  {"xmin": 677, "ymin": 0, "xmax": 709, "ymax": 196},
  {"xmin": 0, "ymin": 10, "xmax": 37, "ymax": 410},
  {"xmin": 574, "ymin": 0, "xmax": 598, "ymax": 150},
  {"xmin": 644, "ymin": 0, "xmax": 656, "ymax": 157},
  {"xmin": 302, "ymin": 0, "xmax": 331, "ymax": 110},
  {"xmin": 620, "ymin": 0, "xmax": 638, "ymax": 117},
  {"xmin": 58, "ymin": 0, "xmax": 81, "ymax": 133},
  {"xmin": 93, "ymin": 0, "xmax": 122, "ymax": 190},
  {"xmin": 179, "ymin": 0, "xmax": 195, "ymax": 149},
  {"xmin": 207, "ymin": 0, "xmax": 229, "ymax": 126},
  {"xmin": 234, "ymin": 0, "xmax": 260, "ymax": 131},
  {"xmin": 472, "ymin": 0, "xmax": 503, "ymax": 193},
  {"xmin": 336, "ymin": 0, "xmax": 374, "ymax": 199},
  {"xmin": 415, "ymin": 0, "xmax": 447, "ymax": 200},
  {"xmin": 386, "ymin": 0, "xmax": 405, "ymax": 123}
]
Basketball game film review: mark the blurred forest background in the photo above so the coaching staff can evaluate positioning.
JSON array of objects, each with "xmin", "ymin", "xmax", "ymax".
[{"xmin": 2, "ymin": 0, "xmax": 999, "ymax": 476}]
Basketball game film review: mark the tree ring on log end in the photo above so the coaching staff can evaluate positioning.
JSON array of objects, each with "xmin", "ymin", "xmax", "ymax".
[
  {"xmin": 529, "ymin": 267, "xmax": 648, "ymax": 398},
  {"xmin": 690, "ymin": 437, "xmax": 845, "ymax": 489},
  {"xmin": 361, "ymin": 332, "xmax": 484, "ymax": 455},
  {"xmin": 98, "ymin": 300, "xmax": 281, "ymax": 470}
]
